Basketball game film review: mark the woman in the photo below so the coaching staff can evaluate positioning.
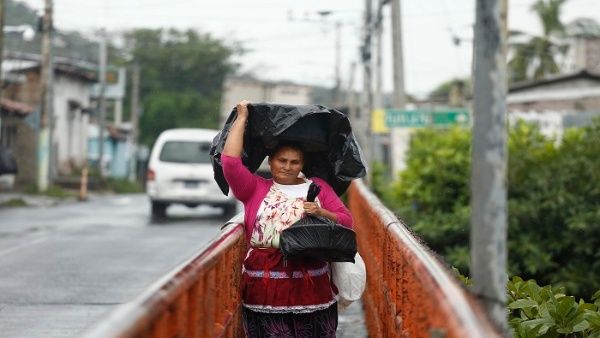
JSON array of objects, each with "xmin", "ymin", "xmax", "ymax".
[{"xmin": 222, "ymin": 100, "xmax": 353, "ymax": 337}]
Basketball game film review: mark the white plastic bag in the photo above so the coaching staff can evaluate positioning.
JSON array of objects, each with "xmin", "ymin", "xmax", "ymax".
[{"xmin": 331, "ymin": 253, "xmax": 366, "ymax": 308}]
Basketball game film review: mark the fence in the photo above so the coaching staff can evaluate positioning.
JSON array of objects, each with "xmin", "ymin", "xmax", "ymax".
[
  {"xmin": 348, "ymin": 180, "xmax": 502, "ymax": 338},
  {"xmin": 85, "ymin": 180, "xmax": 503, "ymax": 337},
  {"xmin": 83, "ymin": 220, "xmax": 246, "ymax": 338}
]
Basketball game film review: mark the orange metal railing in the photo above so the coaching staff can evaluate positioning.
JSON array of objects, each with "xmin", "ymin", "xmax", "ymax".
[
  {"xmin": 85, "ymin": 180, "xmax": 503, "ymax": 338},
  {"xmin": 348, "ymin": 180, "xmax": 502, "ymax": 338},
  {"xmin": 83, "ymin": 219, "xmax": 246, "ymax": 338}
]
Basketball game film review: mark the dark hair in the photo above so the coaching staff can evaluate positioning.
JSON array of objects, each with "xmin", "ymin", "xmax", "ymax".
[{"xmin": 268, "ymin": 141, "xmax": 305, "ymax": 160}]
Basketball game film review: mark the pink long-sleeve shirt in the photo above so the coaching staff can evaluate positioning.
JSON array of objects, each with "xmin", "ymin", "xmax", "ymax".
[{"xmin": 221, "ymin": 154, "xmax": 353, "ymax": 243}]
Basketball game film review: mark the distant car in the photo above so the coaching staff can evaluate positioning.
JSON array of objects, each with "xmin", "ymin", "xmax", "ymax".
[{"xmin": 145, "ymin": 128, "xmax": 236, "ymax": 218}]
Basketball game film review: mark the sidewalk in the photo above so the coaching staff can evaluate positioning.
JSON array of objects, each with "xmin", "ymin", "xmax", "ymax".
[
  {"xmin": 337, "ymin": 300, "xmax": 368, "ymax": 337},
  {"xmin": 0, "ymin": 192, "xmax": 76, "ymax": 208}
]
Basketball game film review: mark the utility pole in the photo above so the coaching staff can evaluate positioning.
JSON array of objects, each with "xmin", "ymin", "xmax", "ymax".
[
  {"xmin": 0, "ymin": 0, "xmax": 5, "ymax": 104},
  {"xmin": 361, "ymin": 0, "xmax": 374, "ymax": 168},
  {"xmin": 128, "ymin": 63, "xmax": 140, "ymax": 182},
  {"xmin": 390, "ymin": 0, "xmax": 408, "ymax": 175},
  {"xmin": 97, "ymin": 29, "xmax": 107, "ymax": 179},
  {"xmin": 333, "ymin": 21, "xmax": 342, "ymax": 107},
  {"xmin": 470, "ymin": 0, "xmax": 508, "ymax": 333},
  {"xmin": 38, "ymin": 0, "xmax": 53, "ymax": 191},
  {"xmin": 390, "ymin": 0, "xmax": 406, "ymax": 109},
  {"xmin": 372, "ymin": 0, "xmax": 385, "ymax": 165},
  {"xmin": 374, "ymin": 0, "xmax": 384, "ymax": 111},
  {"xmin": 315, "ymin": 11, "xmax": 342, "ymax": 108},
  {"xmin": 345, "ymin": 61, "xmax": 357, "ymax": 117}
]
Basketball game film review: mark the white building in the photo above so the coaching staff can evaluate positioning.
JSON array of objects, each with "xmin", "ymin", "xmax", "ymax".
[
  {"xmin": 3, "ymin": 57, "xmax": 96, "ymax": 176},
  {"xmin": 220, "ymin": 76, "xmax": 313, "ymax": 124}
]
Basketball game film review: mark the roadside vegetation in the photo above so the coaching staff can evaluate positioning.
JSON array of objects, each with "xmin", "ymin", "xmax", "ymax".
[
  {"xmin": 0, "ymin": 198, "xmax": 27, "ymax": 208},
  {"xmin": 23, "ymin": 184, "xmax": 77, "ymax": 199},
  {"xmin": 104, "ymin": 178, "xmax": 144, "ymax": 194},
  {"xmin": 373, "ymin": 119, "xmax": 600, "ymax": 337}
]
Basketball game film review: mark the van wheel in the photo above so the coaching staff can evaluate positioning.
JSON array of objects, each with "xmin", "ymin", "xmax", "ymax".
[{"xmin": 151, "ymin": 201, "xmax": 167, "ymax": 218}]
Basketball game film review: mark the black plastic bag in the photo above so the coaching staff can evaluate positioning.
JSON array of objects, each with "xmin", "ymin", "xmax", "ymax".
[
  {"xmin": 0, "ymin": 146, "xmax": 18, "ymax": 175},
  {"xmin": 280, "ymin": 182, "xmax": 357, "ymax": 262},
  {"xmin": 279, "ymin": 215, "xmax": 357, "ymax": 263},
  {"xmin": 210, "ymin": 103, "xmax": 367, "ymax": 196}
]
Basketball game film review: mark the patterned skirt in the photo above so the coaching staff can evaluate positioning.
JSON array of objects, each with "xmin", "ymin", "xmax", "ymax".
[
  {"xmin": 241, "ymin": 247, "xmax": 339, "ymax": 337},
  {"xmin": 242, "ymin": 302, "xmax": 338, "ymax": 338}
]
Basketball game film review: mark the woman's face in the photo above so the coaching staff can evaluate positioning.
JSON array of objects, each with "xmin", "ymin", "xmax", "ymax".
[{"xmin": 269, "ymin": 147, "xmax": 304, "ymax": 185}]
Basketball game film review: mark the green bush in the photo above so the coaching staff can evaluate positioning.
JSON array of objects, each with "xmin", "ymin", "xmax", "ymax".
[
  {"xmin": 22, "ymin": 184, "xmax": 76, "ymax": 198},
  {"xmin": 0, "ymin": 198, "xmax": 27, "ymax": 208},
  {"xmin": 373, "ymin": 119, "xmax": 600, "ymax": 299},
  {"xmin": 105, "ymin": 178, "xmax": 144, "ymax": 194},
  {"xmin": 508, "ymin": 277, "xmax": 600, "ymax": 338}
]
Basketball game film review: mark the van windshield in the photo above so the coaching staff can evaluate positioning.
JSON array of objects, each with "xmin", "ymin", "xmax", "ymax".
[{"xmin": 159, "ymin": 141, "xmax": 211, "ymax": 164}]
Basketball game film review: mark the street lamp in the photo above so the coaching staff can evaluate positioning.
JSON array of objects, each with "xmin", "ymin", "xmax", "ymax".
[
  {"xmin": 316, "ymin": 11, "xmax": 342, "ymax": 107},
  {"xmin": 288, "ymin": 10, "xmax": 344, "ymax": 107}
]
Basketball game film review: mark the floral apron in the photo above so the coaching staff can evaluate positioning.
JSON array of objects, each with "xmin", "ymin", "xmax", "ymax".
[{"xmin": 241, "ymin": 183, "xmax": 336, "ymax": 314}]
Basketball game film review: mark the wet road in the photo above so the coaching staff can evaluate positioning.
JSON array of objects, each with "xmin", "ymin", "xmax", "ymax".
[{"xmin": 0, "ymin": 194, "xmax": 234, "ymax": 338}]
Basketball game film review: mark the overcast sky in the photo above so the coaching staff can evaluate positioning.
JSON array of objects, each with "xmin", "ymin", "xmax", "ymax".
[{"xmin": 18, "ymin": 0, "xmax": 600, "ymax": 97}]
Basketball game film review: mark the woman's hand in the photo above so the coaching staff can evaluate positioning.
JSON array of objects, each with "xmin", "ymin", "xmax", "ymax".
[
  {"xmin": 236, "ymin": 100, "xmax": 250, "ymax": 120},
  {"xmin": 223, "ymin": 99, "xmax": 251, "ymax": 157},
  {"xmin": 304, "ymin": 202, "xmax": 339, "ymax": 223},
  {"xmin": 303, "ymin": 202, "xmax": 321, "ymax": 216}
]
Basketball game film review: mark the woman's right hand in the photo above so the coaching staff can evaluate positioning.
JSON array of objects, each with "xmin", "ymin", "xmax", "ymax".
[
  {"xmin": 236, "ymin": 100, "xmax": 250, "ymax": 119},
  {"xmin": 223, "ymin": 100, "xmax": 250, "ymax": 157}
]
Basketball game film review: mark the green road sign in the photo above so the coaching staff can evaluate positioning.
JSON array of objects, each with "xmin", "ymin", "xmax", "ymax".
[{"xmin": 385, "ymin": 109, "xmax": 470, "ymax": 128}]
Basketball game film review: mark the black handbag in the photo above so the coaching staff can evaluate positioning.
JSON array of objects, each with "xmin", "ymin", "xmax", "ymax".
[{"xmin": 280, "ymin": 183, "xmax": 357, "ymax": 262}]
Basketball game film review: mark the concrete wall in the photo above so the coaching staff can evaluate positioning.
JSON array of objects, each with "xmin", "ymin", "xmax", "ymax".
[
  {"xmin": 566, "ymin": 37, "xmax": 600, "ymax": 73},
  {"xmin": 53, "ymin": 74, "xmax": 91, "ymax": 174},
  {"xmin": 5, "ymin": 69, "xmax": 92, "ymax": 176},
  {"xmin": 220, "ymin": 78, "xmax": 312, "ymax": 124}
]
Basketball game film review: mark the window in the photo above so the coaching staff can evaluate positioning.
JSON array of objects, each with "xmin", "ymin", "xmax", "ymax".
[{"xmin": 159, "ymin": 141, "xmax": 212, "ymax": 164}]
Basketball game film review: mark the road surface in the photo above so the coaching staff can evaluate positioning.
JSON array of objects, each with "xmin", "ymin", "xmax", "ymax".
[{"xmin": 0, "ymin": 194, "xmax": 232, "ymax": 337}]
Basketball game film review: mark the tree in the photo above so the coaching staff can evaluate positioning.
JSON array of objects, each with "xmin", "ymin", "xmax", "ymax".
[
  {"xmin": 119, "ymin": 29, "xmax": 238, "ymax": 145},
  {"xmin": 508, "ymin": 0, "xmax": 569, "ymax": 82},
  {"xmin": 428, "ymin": 78, "xmax": 471, "ymax": 106},
  {"xmin": 375, "ymin": 120, "xmax": 600, "ymax": 299}
]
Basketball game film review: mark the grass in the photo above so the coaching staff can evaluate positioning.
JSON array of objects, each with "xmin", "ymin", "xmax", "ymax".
[
  {"xmin": 105, "ymin": 178, "xmax": 144, "ymax": 194},
  {"xmin": 0, "ymin": 198, "xmax": 28, "ymax": 208},
  {"xmin": 21, "ymin": 177, "xmax": 144, "ymax": 196},
  {"xmin": 22, "ymin": 184, "xmax": 77, "ymax": 198}
]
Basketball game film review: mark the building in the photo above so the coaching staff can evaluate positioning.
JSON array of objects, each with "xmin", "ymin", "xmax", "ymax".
[
  {"xmin": 220, "ymin": 76, "xmax": 313, "ymax": 124},
  {"xmin": 90, "ymin": 67, "xmax": 127, "ymax": 125},
  {"xmin": 564, "ymin": 18, "xmax": 600, "ymax": 74},
  {"xmin": 3, "ymin": 56, "xmax": 97, "ymax": 179},
  {"xmin": 508, "ymin": 70, "xmax": 600, "ymax": 112},
  {"xmin": 88, "ymin": 67, "xmax": 135, "ymax": 179},
  {"xmin": 0, "ymin": 98, "xmax": 35, "ymax": 189},
  {"xmin": 507, "ymin": 69, "xmax": 600, "ymax": 143}
]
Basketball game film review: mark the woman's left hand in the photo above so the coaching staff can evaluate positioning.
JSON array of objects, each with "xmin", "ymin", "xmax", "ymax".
[{"xmin": 303, "ymin": 202, "xmax": 321, "ymax": 216}]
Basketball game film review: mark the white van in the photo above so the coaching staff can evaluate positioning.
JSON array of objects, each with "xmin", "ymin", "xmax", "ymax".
[{"xmin": 146, "ymin": 128, "xmax": 236, "ymax": 218}]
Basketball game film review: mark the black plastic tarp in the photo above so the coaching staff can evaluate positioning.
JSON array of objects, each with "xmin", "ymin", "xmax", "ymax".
[
  {"xmin": 210, "ymin": 103, "xmax": 367, "ymax": 196},
  {"xmin": 280, "ymin": 215, "xmax": 357, "ymax": 263}
]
